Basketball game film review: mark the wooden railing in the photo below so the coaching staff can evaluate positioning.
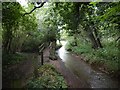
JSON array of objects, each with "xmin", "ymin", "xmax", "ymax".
[{"xmin": 38, "ymin": 43, "xmax": 45, "ymax": 65}]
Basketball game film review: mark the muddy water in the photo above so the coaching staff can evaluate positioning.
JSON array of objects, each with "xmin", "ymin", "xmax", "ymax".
[{"xmin": 57, "ymin": 41, "xmax": 119, "ymax": 88}]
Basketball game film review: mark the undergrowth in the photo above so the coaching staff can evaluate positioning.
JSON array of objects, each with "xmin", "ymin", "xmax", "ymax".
[
  {"xmin": 66, "ymin": 39, "xmax": 119, "ymax": 76},
  {"xmin": 26, "ymin": 64, "xmax": 67, "ymax": 88},
  {"xmin": 2, "ymin": 53, "xmax": 26, "ymax": 66}
]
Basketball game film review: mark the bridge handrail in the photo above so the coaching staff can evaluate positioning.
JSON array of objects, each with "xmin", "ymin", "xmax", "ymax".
[
  {"xmin": 38, "ymin": 43, "xmax": 45, "ymax": 65},
  {"xmin": 39, "ymin": 43, "xmax": 45, "ymax": 53}
]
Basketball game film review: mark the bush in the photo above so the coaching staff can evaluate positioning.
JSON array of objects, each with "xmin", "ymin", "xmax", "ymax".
[
  {"xmin": 26, "ymin": 64, "xmax": 67, "ymax": 88},
  {"xmin": 2, "ymin": 53, "xmax": 26, "ymax": 66},
  {"xmin": 21, "ymin": 37, "xmax": 41, "ymax": 52}
]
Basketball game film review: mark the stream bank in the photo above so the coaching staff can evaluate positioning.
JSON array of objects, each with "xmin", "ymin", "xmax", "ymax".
[{"xmin": 55, "ymin": 41, "xmax": 119, "ymax": 88}]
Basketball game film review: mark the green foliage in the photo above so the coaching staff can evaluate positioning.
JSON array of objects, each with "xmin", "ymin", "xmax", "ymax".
[
  {"xmin": 2, "ymin": 1, "xmax": 119, "ymax": 78},
  {"xmin": 66, "ymin": 38, "xmax": 119, "ymax": 73},
  {"xmin": 101, "ymin": 2, "xmax": 120, "ymax": 23},
  {"xmin": 2, "ymin": 2, "xmax": 23, "ymax": 28},
  {"xmin": 2, "ymin": 53, "xmax": 26, "ymax": 66},
  {"xmin": 54, "ymin": 2, "xmax": 80, "ymax": 35},
  {"xmin": 21, "ymin": 32, "xmax": 43, "ymax": 52},
  {"xmin": 64, "ymin": 2, "xmax": 119, "ymax": 76},
  {"xmin": 2, "ymin": 2, "xmax": 23, "ymax": 53},
  {"xmin": 26, "ymin": 64, "xmax": 67, "ymax": 88},
  {"xmin": 2, "ymin": 2, "xmax": 38, "ymax": 53}
]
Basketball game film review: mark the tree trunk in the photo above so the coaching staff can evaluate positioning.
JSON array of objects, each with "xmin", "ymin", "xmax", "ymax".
[
  {"xmin": 8, "ymin": 37, "xmax": 13, "ymax": 53},
  {"xmin": 88, "ymin": 30, "xmax": 98, "ymax": 49},
  {"xmin": 74, "ymin": 34, "xmax": 77, "ymax": 46},
  {"xmin": 73, "ymin": 3, "xmax": 80, "ymax": 46},
  {"xmin": 93, "ymin": 27, "xmax": 103, "ymax": 48},
  {"xmin": 3, "ymin": 29, "xmax": 13, "ymax": 53},
  {"xmin": 85, "ymin": 26, "xmax": 99, "ymax": 49},
  {"xmin": 85, "ymin": 25, "xmax": 103, "ymax": 49}
]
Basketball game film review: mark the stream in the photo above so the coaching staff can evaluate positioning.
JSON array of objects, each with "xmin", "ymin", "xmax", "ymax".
[{"xmin": 57, "ymin": 41, "xmax": 119, "ymax": 88}]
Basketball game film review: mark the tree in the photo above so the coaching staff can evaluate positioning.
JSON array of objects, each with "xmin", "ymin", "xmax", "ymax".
[
  {"xmin": 2, "ymin": 2, "xmax": 38, "ymax": 53},
  {"xmin": 81, "ymin": 3, "xmax": 103, "ymax": 49},
  {"xmin": 2, "ymin": 2, "xmax": 24, "ymax": 53},
  {"xmin": 53, "ymin": 2, "xmax": 103, "ymax": 49}
]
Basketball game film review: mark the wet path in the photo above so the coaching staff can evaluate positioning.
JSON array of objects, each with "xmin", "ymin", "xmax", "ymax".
[{"xmin": 57, "ymin": 41, "xmax": 119, "ymax": 88}]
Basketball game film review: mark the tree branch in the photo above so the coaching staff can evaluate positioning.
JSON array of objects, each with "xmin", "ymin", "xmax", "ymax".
[{"xmin": 23, "ymin": 2, "xmax": 46, "ymax": 16}]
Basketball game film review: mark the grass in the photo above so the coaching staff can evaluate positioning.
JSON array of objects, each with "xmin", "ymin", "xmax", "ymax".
[{"xmin": 26, "ymin": 64, "xmax": 68, "ymax": 88}]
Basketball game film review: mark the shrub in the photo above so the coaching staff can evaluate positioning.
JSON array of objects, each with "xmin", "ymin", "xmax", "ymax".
[
  {"xmin": 26, "ymin": 64, "xmax": 68, "ymax": 88},
  {"xmin": 2, "ymin": 53, "xmax": 26, "ymax": 66}
]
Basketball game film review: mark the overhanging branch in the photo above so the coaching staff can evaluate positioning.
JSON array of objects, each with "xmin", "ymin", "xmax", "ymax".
[{"xmin": 23, "ymin": 2, "xmax": 46, "ymax": 16}]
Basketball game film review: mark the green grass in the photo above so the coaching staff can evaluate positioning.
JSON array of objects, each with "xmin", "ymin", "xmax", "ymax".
[{"xmin": 26, "ymin": 64, "xmax": 68, "ymax": 88}]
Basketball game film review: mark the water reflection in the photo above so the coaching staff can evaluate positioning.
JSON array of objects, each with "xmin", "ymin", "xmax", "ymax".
[{"xmin": 57, "ymin": 41, "xmax": 119, "ymax": 88}]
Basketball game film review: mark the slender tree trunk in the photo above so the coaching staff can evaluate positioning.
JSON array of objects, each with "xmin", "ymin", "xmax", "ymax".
[
  {"xmin": 3, "ymin": 38, "xmax": 9, "ymax": 52},
  {"xmin": 88, "ymin": 30, "xmax": 98, "ymax": 49},
  {"xmin": 3, "ymin": 29, "xmax": 13, "ymax": 53},
  {"xmin": 74, "ymin": 34, "xmax": 77, "ymax": 46},
  {"xmin": 8, "ymin": 37, "xmax": 13, "ymax": 53},
  {"xmin": 3, "ymin": 32, "xmax": 10, "ymax": 53},
  {"xmin": 85, "ymin": 25, "xmax": 103, "ymax": 49},
  {"xmin": 93, "ymin": 27, "xmax": 103, "ymax": 48},
  {"xmin": 74, "ymin": 3, "xmax": 80, "ymax": 46},
  {"xmin": 85, "ymin": 26, "xmax": 99, "ymax": 49}
]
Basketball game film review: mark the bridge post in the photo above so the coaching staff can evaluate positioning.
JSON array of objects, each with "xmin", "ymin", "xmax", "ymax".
[
  {"xmin": 41, "ymin": 51, "xmax": 43, "ymax": 65},
  {"xmin": 39, "ymin": 43, "xmax": 45, "ymax": 65}
]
